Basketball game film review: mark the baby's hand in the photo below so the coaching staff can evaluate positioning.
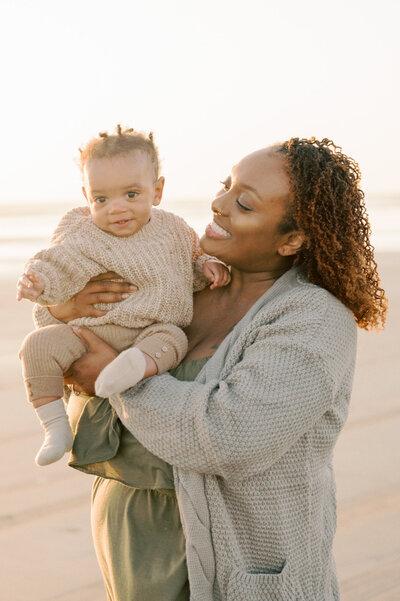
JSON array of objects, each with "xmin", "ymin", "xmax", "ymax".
[
  {"xmin": 16, "ymin": 271, "xmax": 46, "ymax": 301},
  {"xmin": 202, "ymin": 260, "xmax": 231, "ymax": 290}
]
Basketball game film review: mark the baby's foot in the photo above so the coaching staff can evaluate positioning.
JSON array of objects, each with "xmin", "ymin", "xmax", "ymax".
[
  {"xmin": 35, "ymin": 399, "xmax": 73, "ymax": 466},
  {"xmin": 95, "ymin": 347, "xmax": 147, "ymax": 397}
]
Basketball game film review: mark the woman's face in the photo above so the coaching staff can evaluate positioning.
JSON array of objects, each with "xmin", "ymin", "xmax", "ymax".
[{"xmin": 201, "ymin": 148, "xmax": 300, "ymax": 272}]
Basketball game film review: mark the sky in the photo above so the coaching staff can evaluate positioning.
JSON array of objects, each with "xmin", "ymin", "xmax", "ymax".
[{"xmin": 0, "ymin": 0, "xmax": 399, "ymax": 204}]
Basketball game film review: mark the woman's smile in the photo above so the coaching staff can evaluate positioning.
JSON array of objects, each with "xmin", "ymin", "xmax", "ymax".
[{"xmin": 205, "ymin": 220, "xmax": 232, "ymax": 239}]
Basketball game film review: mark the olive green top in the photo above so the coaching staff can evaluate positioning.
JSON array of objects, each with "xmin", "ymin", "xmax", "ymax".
[
  {"xmin": 68, "ymin": 356, "xmax": 210, "ymax": 487},
  {"xmin": 75, "ymin": 356, "xmax": 212, "ymax": 601}
]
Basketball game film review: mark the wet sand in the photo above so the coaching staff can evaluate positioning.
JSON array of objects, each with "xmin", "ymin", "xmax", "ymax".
[{"xmin": 1, "ymin": 252, "xmax": 398, "ymax": 601}]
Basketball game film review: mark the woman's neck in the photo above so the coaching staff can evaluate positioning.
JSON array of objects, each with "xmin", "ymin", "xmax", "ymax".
[
  {"xmin": 184, "ymin": 262, "xmax": 293, "ymax": 362},
  {"xmin": 226, "ymin": 264, "xmax": 291, "ymax": 299}
]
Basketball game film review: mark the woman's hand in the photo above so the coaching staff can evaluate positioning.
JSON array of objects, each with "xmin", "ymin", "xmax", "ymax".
[
  {"xmin": 49, "ymin": 272, "xmax": 137, "ymax": 323},
  {"xmin": 64, "ymin": 327, "xmax": 118, "ymax": 395}
]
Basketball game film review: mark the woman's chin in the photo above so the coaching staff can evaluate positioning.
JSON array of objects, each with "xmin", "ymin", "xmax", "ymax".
[{"xmin": 200, "ymin": 232, "xmax": 226, "ymax": 259}]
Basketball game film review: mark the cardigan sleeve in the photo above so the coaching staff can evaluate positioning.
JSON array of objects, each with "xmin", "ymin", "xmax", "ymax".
[{"xmin": 109, "ymin": 305, "xmax": 356, "ymax": 480}]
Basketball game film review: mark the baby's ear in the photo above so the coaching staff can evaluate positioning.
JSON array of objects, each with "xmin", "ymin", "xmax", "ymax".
[{"xmin": 153, "ymin": 176, "xmax": 165, "ymax": 206}]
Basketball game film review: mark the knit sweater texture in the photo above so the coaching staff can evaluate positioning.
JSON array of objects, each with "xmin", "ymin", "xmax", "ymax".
[
  {"xmin": 26, "ymin": 206, "xmax": 210, "ymax": 328},
  {"xmin": 109, "ymin": 267, "xmax": 357, "ymax": 601}
]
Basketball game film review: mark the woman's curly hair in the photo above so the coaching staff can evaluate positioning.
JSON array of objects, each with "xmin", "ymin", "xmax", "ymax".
[{"xmin": 276, "ymin": 137, "xmax": 387, "ymax": 330}]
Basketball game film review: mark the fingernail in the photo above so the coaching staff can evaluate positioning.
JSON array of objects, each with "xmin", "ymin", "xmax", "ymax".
[
  {"xmin": 129, "ymin": 285, "xmax": 137, "ymax": 291},
  {"xmin": 121, "ymin": 293, "xmax": 130, "ymax": 299},
  {"xmin": 72, "ymin": 326, "xmax": 81, "ymax": 332}
]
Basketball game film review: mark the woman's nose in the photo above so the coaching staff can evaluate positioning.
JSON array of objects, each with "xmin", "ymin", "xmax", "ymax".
[
  {"xmin": 211, "ymin": 200, "xmax": 227, "ymax": 217},
  {"xmin": 212, "ymin": 185, "xmax": 231, "ymax": 216}
]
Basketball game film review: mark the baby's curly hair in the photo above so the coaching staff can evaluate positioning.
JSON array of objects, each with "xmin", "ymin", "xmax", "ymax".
[
  {"xmin": 79, "ymin": 125, "xmax": 160, "ymax": 179},
  {"xmin": 276, "ymin": 137, "xmax": 387, "ymax": 330}
]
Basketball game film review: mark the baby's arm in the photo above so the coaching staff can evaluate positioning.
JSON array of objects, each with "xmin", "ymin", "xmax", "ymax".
[
  {"xmin": 202, "ymin": 260, "xmax": 231, "ymax": 290},
  {"xmin": 21, "ymin": 248, "xmax": 94, "ymax": 306},
  {"xmin": 184, "ymin": 221, "xmax": 230, "ymax": 290},
  {"xmin": 16, "ymin": 271, "xmax": 46, "ymax": 302},
  {"xmin": 18, "ymin": 208, "xmax": 106, "ymax": 305}
]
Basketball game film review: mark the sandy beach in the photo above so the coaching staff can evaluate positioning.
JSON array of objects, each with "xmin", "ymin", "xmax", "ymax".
[{"xmin": 1, "ymin": 251, "xmax": 399, "ymax": 601}]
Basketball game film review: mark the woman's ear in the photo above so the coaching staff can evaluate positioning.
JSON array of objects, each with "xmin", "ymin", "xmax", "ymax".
[
  {"xmin": 278, "ymin": 231, "xmax": 306, "ymax": 257},
  {"xmin": 152, "ymin": 176, "xmax": 165, "ymax": 206}
]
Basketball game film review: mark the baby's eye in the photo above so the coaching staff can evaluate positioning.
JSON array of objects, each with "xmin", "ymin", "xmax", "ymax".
[
  {"xmin": 127, "ymin": 191, "xmax": 138, "ymax": 199},
  {"xmin": 236, "ymin": 196, "xmax": 252, "ymax": 211},
  {"xmin": 94, "ymin": 197, "xmax": 107, "ymax": 204}
]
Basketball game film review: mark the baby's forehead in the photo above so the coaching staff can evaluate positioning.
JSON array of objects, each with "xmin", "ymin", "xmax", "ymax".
[
  {"xmin": 84, "ymin": 151, "xmax": 156, "ymax": 186},
  {"xmin": 85, "ymin": 149, "xmax": 151, "ymax": 169}
]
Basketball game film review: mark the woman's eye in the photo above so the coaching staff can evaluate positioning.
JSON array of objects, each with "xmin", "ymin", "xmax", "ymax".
[
  {"xmin": 95, "ymin": 197, "xmax": 107, "ymax": 204},
  {"xmin": 236, "ymin": 197, "xmax": 252, "ymax": 211},
  {"xmin": 127, "ymin": 191, "xmax": 138, "ymax": 199}
]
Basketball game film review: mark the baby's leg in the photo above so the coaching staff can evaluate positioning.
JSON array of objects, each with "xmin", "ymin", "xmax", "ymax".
[
  {"xmin": 94, "ymin": 324, "xmax": 188, "ymax": 397},
  {"xmin": 19, "ymin": 324, "xmax": 87, "ymax": 466}
]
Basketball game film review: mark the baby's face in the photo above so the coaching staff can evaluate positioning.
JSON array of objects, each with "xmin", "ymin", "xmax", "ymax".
[{"xmin": 83, "ymin": 150, "xmax": 164, "ymax": 237}]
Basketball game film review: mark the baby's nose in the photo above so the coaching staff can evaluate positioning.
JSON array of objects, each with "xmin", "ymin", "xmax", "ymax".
[{"xmin": 108, "ymin": 198, "xmax": 128, "ymax": 213}]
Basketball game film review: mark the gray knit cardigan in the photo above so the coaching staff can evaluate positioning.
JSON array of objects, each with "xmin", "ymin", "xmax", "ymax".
[{"xmin": 110, "ymin": 266, "xmax": 357, "ymax": 601}]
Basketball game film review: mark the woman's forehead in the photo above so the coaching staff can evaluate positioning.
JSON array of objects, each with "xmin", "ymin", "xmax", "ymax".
[{"xmin": 232, "ymin": 148, "xmax": 290, "ymax": 200}]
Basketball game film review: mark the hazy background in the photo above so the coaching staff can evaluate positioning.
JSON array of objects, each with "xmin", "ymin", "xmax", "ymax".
[{"xmin": 0, "ymin": 0, "xmax": 399, "ymax": 203}]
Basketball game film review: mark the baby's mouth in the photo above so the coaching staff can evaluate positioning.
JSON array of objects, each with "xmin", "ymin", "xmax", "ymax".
[{"xmin": 113, "ymin": 219, "xmax": 132, "ymax": 225}]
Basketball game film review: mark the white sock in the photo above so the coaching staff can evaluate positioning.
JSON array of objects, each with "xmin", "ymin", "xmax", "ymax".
[
  {"xmin": 95, "ymin": 347, "xmax": 147, "ymax": 397},
  {"xmin": 34, "ymin": 399, "xmax": 73, "ymax": 467}
]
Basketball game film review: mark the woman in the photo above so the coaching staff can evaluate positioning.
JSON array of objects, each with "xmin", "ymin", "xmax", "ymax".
[{"xmin": 39, "ymin": 138, "xmax": 387, "ymax": 600}]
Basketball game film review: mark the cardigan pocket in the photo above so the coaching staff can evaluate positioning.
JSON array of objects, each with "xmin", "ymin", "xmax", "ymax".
[{"xmin": 227, "ymin": 561, "xmax": 298, "ymax": 601}]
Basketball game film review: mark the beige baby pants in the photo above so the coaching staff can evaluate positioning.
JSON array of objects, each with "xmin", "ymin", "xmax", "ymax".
[{"xmin": 19, "ymin": 322, "xmax": 187, "ymax": 402}]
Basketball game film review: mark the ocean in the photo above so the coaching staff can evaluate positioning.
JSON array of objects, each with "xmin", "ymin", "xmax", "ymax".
[{"xmin": 1, "ymin": 197, "xmax": 399, "ymax": 280}]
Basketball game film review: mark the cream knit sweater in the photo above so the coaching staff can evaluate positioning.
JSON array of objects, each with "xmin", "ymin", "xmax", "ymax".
[
  {"xmin": 26, "ymin": 206, "xmax": 210, "ymax": 328},
  {"xmin": 110, "ymin": 267, "xmax": 358, "ymax": 601}
]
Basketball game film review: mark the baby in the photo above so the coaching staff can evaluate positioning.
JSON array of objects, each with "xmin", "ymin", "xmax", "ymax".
[{"xmin": 17, "ymin": 126, "xmax": 230, "ymax": 467}]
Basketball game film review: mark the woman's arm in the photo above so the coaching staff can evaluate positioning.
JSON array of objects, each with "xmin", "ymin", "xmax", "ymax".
[
  {"xmin": 63, "ymin": 328, "xmax": 118, "ymax": 393},
  {"xmin": 33, "ymin": 272, "xmax": 137, "ymax": 327},
  {"xmin": 109, "ymin": 305, "xmax": 357, "ymax": 480}
]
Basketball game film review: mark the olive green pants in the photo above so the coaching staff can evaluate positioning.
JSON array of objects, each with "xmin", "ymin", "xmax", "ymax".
[{"xmin": 91, "ymin": 478, "xmax": 189, "ymax": 601}]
